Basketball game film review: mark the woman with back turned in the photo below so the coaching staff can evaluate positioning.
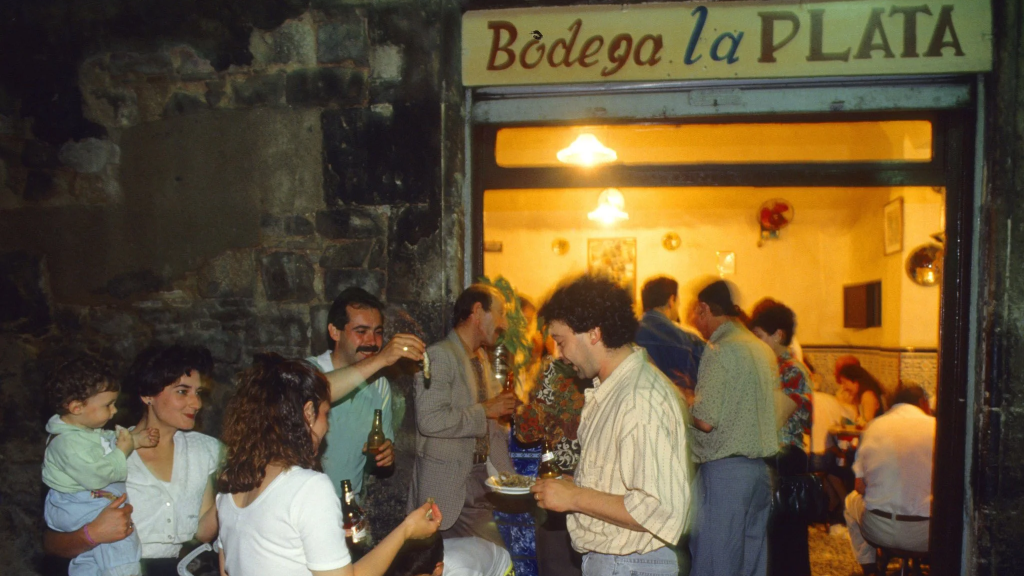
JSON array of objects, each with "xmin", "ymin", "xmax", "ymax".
[{"xmin": 215, "ymin": 353, "xmax": 440, "ymax": 576}]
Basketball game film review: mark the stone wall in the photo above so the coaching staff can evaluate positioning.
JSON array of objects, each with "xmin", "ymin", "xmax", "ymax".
[
  {"xmin": 0, "ymin": 1, "xmax": 464, "ymax": 572},
  {"xmin": 975, "ymin": 1, "xmax": 1024, "ymax": 574}
]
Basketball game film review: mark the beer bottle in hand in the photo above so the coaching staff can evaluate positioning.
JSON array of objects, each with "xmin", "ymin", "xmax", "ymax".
[
  {"xmin": 366, "ymin": 409, "xmax": 386, "ymax": 465},
  {"xmin": 341, "ymin": 480, "xmax": 372, "ymax": 559},
  {"xmin": 538, "ymin": 437, "xmax": 562, "ymax": 480}
]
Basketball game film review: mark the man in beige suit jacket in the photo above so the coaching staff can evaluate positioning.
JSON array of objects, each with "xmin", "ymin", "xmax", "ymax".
[{"xmin": 410, "ymin": 284, "xmax": 517, "ymax": 546}]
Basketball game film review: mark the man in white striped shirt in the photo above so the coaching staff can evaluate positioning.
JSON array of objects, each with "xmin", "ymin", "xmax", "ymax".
[{"xmin": 531, "ymin": 275, "xmax": 692, "ymax": 575}]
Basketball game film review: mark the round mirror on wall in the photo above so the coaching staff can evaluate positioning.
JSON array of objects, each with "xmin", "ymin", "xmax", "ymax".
[{"xmin": 905, "ymin": 243, "xmax": 944, "ymax": 286}]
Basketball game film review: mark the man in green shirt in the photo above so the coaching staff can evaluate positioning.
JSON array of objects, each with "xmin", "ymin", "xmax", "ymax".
[{"xmin": 686, "ymin": 280, "xmax": 779, "ymax": 576}]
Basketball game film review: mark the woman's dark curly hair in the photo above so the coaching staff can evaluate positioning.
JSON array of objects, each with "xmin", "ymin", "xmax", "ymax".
[
  {"xmin": 837, "ymin": 364, "xmax": 884, "ymax": 402},
  {"xmin": 123, "ymin": 344, "xmax": 214, "ymax": 418},
  {"xmin": 539, "ymin": 274, "xmax": 639, "ymax": 349},
  {"xmin": 46, "ymin": 356, "xmax": 118, "ymax": 415},
  {"xmin": 218, "ymin": 353, "xmax": 331, "ymax": 494}
]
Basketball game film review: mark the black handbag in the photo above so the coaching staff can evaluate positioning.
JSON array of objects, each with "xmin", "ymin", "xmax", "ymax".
[{"xmin": 773, "ymin": 472, "xmax": 829, "ymax": 523}]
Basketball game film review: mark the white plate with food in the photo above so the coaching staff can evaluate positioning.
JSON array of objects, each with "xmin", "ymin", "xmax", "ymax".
[{"xmin": 485, "ymin": 473, "xmax": 535, "ymax": 495}]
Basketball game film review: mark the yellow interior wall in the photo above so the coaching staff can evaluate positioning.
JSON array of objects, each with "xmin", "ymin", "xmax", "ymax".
[{"xmin": 484, "ymin": 187, "xmax": 942, "ymax": 347}]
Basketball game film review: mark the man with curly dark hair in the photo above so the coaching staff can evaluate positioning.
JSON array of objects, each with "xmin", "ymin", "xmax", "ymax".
[{"xmin": 531, "ymin": 275, "xmax": 692, "ymax": 574}]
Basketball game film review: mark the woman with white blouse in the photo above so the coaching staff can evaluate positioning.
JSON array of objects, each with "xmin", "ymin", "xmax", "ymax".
[{"xmin": 215, "ymin": 353, "xmax": 440, "ymax": 576}]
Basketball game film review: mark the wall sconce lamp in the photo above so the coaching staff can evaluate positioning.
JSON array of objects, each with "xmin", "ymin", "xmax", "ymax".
[
  {"xmin": 557, "ymin": 134, "xmax": 617, "ymax": 167},
  {"xmin": 587, "ymin": 188, "xmax": 629, "ymax": 225}
]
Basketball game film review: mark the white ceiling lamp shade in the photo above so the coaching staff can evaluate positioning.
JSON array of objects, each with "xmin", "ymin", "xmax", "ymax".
[
  {"xmin": 556, "ymin": 133, "xmax": 617, "ymax": 167},
  {"xmin": 588, "ymin": 188, "xmax": 629, "ymax": 225}
]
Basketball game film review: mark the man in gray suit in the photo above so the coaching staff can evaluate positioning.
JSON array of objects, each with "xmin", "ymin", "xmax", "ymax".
[{"xmin": 411, "ymin": 284, "xmax": 517, "ymax": 546}]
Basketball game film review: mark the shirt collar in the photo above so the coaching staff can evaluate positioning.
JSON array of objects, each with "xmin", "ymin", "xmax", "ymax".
[
  {"xmin": 589, "ymin": 347, "xmax": 644, "ymax": 399},
  {"xmin": 708, "ymin": 318, "xmax": 740, "ymax": 343},
  {"xmin": 886, "ymin": 403, "xmax": 930, "ymax": 418}
]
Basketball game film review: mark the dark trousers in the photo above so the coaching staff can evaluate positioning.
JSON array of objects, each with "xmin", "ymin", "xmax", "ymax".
[
  {"xmin": 443, "ymin": 463, "xmax": 505, "ymax": 548},
  {"xmin": 535, "ymin": 510, "xmax": 582, "ymax": 576},
  {"xmin": 768, "ymin": 447, "xmax": 812, "ymax": 576}
]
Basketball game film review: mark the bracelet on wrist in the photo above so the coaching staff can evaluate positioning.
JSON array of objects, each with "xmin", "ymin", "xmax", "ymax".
[{"xmin": 83, "ymin": 524, "xmax": 97, "ymax": 547}]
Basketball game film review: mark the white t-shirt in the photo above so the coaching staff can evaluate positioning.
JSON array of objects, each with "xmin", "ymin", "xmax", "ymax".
[
  {"xmin": 443, "ymin": 537, "xmax": 512, "ymax": 576},
  {"xmin": 126, "ymin": 431, "xmax": 222, "ymax": 558},
  {"xmin": 853, "ymin": 403, "xmax": 936, "ymax": 517},
  {"xmin": 217, "ymin": 467, "xmax": 352, "ymax": 576}
]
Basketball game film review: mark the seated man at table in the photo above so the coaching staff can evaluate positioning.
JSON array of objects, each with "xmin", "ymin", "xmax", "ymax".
[{"xmin": 844, "ymin": 386, "xmax": 935, "ymax": 575}]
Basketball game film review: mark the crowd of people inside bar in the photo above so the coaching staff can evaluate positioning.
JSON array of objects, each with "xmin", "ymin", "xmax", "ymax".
[{"xmin": 36, "ymin": 272, "xmax": 935, "ymax": 576}]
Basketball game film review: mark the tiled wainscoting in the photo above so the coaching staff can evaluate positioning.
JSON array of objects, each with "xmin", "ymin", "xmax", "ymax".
[{"xmin": 802, "ymin": 347, "xmax": 938, "ymax": 401}]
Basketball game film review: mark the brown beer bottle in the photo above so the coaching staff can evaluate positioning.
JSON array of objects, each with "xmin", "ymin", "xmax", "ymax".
[
  {"xmin": 537, "ymin": 437, "xmax": 562, "ymax": 480},
  {"xmin": 341, "ymin": 480, "xmax": 372, "ymax": 558},
  {"xmin": 365, "ymin": 409, "xmax": 386, "ymax": 463},
  {"xmin": 501, "ymin": 370, "xmax": 516, "ymax": 428}
]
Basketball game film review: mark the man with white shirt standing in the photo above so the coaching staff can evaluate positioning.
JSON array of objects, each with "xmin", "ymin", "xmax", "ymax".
[
  {"xmin": 531, "ymin": 275, "xmax": 692, "ymax": 575},
  {"xmin": 307, "ymin": 286, "xmax": 425, "ymax": 499},
  {"xmin": 844, "ymin": 386, "xmax": 935, "ymax": 576}
]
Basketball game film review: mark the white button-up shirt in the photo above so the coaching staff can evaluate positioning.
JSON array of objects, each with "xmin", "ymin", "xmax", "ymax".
[
  {"xmin": 126, "ymin": 431, "xmax": 222, "ymax": 558},
  {"xmin": 853, "ymin": 403, "xmax": 935, "ymax": 517}
]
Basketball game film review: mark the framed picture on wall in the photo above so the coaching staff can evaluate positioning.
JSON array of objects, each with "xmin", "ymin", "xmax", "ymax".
[
  {"xmin": 884, "ymin": 197, "xmax": 904, "ymax": 255},
  {"xmin": 588, "ymin": 237, "xmax": 637, "ymax": 297}
]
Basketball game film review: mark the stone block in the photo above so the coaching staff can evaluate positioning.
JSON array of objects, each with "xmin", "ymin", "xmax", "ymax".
[
  {"xmin": 319, "ymin": 240, "xmax": 375, "ymax": 269},
  {"xmin": 315, "ymin": 206, "xmax": 387, "ymax": 239},
  {"xmin": 99, "ymin": 269, "xmax": 168, "ymax": 300},
  {"xmin": 82, "ymin": 85, "xmax": 140, "ymax": 128},
  {"xmin": 370, "ymin": 44, "xmax": 403, "ymax": 80},
  {"xmin": 197, "ymin": 330, "xmax": 244, "ymax": 365},
  {"xmin": 309, "ymin": 303, "xmax": 331, "ymax": 356},
  {"xmin": 324, "ymin": 268, "xmax": 385, "ymax": 301},
  {"xmin": 135, "ymin": 81, "xmax": 177, "ymax": 123},
  {"xmin": 205, "ymin": 80, "xmax": 228, "ymax": 107},
  {"xmin": 250, "ymin": 18, "xmax": 317, "ymax": 67},
  {"xmin": 232, "ymin": 73, "xmax": 287, "ymax": 107},
  {"xmin": 261, "ymin": 213, "xmax": 315, "ymax": 237},
  {"xmin": 169, "ymin": 45, "xmax": 217, "ymax": 81},
  {"xmin": 389, "ymin": 300, "xmax": 445, "ymax": 346},
  {"xmin": 387, "ymin": 205, "xmax": 443, "ymax": 303},
  {"xmin": 367, "ymin": 5, "xmax": 440, "ymax": 97},
  {"xmin": 58, "ymin": 138, "xmax": 120, "ymax": 174},
  {"xmin": 204, "ymin": 299, "xmax": 259, "ymax": 332},
  {"xmin": 261, "ymin": 251, "xmax": 316, "ymax": 302},
  {"xmin": 21, "ymin": 140, "xmax": 60, "ymax": 170},
  {"xmin": 198, "ymin": 250, "xmax": 256, "ymax": 299},
  {"xmin": 285, "ymin": 68, "xmax": 367, "ymax": 107},
  {"xmin": 0, "ymin": 251, "xmax": 51, "ymax": 335},
  {"xmin": 71, "ymin": 169, "xmax": 121, "ymax": 204},
  {"xmin": 317, "ymin": 21, "xmax": 369, "ymax": 64},
  {"xmin": 321, "ymin": 101, "xmax": 439, "ymax": 205},
  {"xmin": 254, "ymin": 307, "xmax": 311, "ymax": 350},
  {"xmin": 164, "ymin": 92, "xmax": 207, "ymax": 117},
  {"xmin": 109, "ymin": 52, "xmax": 175, "ymax": 77},
  {"xmin": 22, "ymin": 170, "xmax": 59, "ymax": 202}
]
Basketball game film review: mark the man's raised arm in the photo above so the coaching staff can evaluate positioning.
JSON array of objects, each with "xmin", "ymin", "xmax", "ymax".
[{"xmin": 324, "ymin": 333, "xmax": 425, "ymax": 402}]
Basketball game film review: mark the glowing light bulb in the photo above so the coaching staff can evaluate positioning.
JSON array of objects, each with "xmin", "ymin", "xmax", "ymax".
[
  {"xmin": 587, "ymin": 188, "xmax": 629, "ymax": 225},
  {"xmin": 557, "ymin": 134, "xmax": 617, "ymax": 167}
]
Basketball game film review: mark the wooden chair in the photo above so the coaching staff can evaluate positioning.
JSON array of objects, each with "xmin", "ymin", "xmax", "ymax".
[{"xmin": 865, "ymin": 538, "xmax": 929, "ymax": 576}]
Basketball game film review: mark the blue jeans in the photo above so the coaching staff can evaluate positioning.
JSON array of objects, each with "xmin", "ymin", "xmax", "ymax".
[{"xmin": 582, "ymin": 546, "xmax": 681, "ymax": 576}]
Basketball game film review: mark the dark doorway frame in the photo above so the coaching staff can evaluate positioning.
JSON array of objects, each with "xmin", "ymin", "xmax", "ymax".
[{"xmin": 470, "ymin": 103, "xmax": 976, "ymax": 576}]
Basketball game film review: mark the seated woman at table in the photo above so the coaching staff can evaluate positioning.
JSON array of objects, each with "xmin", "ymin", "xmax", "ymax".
[
  {"xmin": 216, "ymin": 353, "xmax": 440, "ymax": 576},
  {"xmin": 836, "ymin": 364, "xmax": 886, "ymax": 426}
]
